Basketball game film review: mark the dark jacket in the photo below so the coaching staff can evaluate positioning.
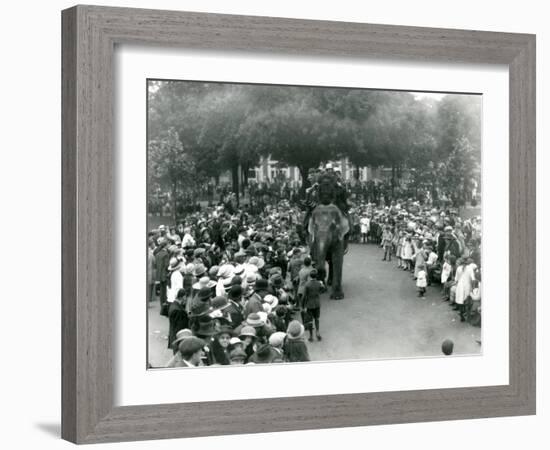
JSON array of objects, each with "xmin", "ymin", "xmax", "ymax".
[
  {"xmin": 208, "ymin": 339, "xmax": 230, "ymax": 365},
  {"xmin": 243, "ymin": 293, "xmax": 263, "ymax": 318},
  {"xmin": 446, "ymin": 238, "xmax": 462, "ymax": 258},
  {"xmin": 303, "ymin": 279, "xmax": 322, "ymax": 309},
  {"xmin": 154, "ymin": 247, "xmax": 170, "ymax": 282},
  {"xmin": 288, "ymin": 256, "xmax": 304, "ymax": 281},
  {"xmin": 248, "ymin": 344, "xmax": 283, "ymax": 364},
  {"xmin": 225, "ymin": 300, "xmax": 244, "ymax": 329},
  {"xmin": 283, "ymin": 338, "xmax": 310, "ymax": 362},
  {"xmin": 437, "ymin": 234, "xmax": 447, "ymax": 262}
]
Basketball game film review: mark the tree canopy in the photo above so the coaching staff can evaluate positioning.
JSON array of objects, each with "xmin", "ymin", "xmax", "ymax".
[{"xmin": 147, "ymin": 80, "xmax": 481, "ymax": 206}]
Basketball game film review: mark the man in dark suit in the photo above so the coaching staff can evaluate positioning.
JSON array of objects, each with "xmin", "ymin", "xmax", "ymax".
[
  {"xmin": 153, "ymin": 238, "xmax": 170, "ymax": 312},
  {"xmin": 302, "ymin": 269, "xmax": 323, "ymax": 342}
]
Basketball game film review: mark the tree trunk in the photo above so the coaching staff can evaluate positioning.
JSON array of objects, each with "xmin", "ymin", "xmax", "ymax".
[
  {"xmin": 171, "ymin": 182, "xmax": 177, "ymax": 223},
  {"xmin": 242, "ymin": 162, "xmax": 249, "ymax": 188},
  {"xmin": 390, "ymin": 164, "xmax": 396, "ymax": 197},
  {"xmin": 242, "ymin": 163, "xmax": 249, "ymax": 204},
  {"xmin": 231, "ymin": 163, "xmax": 240, "ymax": 206}
]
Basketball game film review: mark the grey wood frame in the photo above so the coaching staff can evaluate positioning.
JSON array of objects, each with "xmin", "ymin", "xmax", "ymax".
[{"xmin": 62, "ymin": 5, "xmax": 536, "ymax": 444}]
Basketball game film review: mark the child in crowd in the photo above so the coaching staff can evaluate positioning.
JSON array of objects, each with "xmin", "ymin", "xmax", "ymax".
[
  {"xmin": 381, "ymin": 226, "xmax": 394, "ymax": 261},
  {"xmin": 402, "ymin": 236, "xmax": 414, "ymax": 271},
  {"xmin": 440, "ymin": 254, "xmax": 452, "ymax": 296},
  {"xmin": 468, "ymin": 278, "xmax": 482, "ymax": 327},
  {"xmin": 207, "ymin": 326, "xmax": 232, "ymax": 365},
  {"xmin": 425, "ymin": 245, "xmax": 438, "ymax": 285},
  {"xmin": 416, "ymin": 269, "xmax": 427, "ymax": 297},
  {"xmin": 442, "ymin": 254, "xmax": 457, "ymax": 301},
  {"xmin": 296, "ymin": 256, "xmax": 314, "ymax": 309},
  {"xmin": 396, "ymin": 231, "xmax": 405, "ymax": 269},
  {"xmin": 284, "ymin": 320, "xmax": 310, "ymax": 362}
]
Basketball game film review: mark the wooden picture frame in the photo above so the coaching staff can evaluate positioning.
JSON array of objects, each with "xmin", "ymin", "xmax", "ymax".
[{"xmin": 61, "ymin": 5, "xmax": 536, "ymax": 444}]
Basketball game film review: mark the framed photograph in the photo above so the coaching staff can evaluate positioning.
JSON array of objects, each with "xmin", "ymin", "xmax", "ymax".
[{"xmin": 62, "ymin": 5, "xmax": 536, "ymax": 444}]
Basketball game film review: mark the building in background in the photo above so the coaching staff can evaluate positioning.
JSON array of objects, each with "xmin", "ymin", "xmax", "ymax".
[{"xmin": 220, "ymin": 156, "xmax": 380, "ymax": 185}]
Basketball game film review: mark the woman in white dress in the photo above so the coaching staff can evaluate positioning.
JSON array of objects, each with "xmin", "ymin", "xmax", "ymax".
[
  {"xmin": 360, "ymin": 215, "xmax": 370, "ymax": 244},
  {"xmin": 401, "ymin": 236, "xmax": 413, "ymax": 271},
  {"xmin": 454, "ymin": 258, "xmax": 477, "ymax": 321}
]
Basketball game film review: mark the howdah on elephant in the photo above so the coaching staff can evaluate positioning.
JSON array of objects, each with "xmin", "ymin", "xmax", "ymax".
[{"xmin": 308, "ymin": 203, "xmax": 349, "ymax": 300}]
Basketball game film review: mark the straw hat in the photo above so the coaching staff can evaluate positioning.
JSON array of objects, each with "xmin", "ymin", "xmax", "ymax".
[
  {"xmin": 248, "ymin": 256, "xmax": 265, "ymax": 269},
  {"xmin": 229, "ymin": 337, "xmax": 242, "ymax": 347},
  {"xmin": 168, "ymin": 257, "xmax": 183, "ymax": 271},
  {"xmin": 233, "ymin": 265, "xmax": 245, "ymax": 276},
  {"xmin": 263, "ymin": 294, "xmax": 279, "ymax": 310},
  {"xmin": 192, "ymin": 276, "xmax": 216, "ymax": 290},
  {"xmin": 286, "ymin": 320, "xmax": 305, "ymax": 340},
  {"xmin": 182, "ymin": 263, "xmax": 195, "ymax": 275},
  {"xmin": 246, "ymin": 313, "xmax": 265, "ymax": 328},
  {"xmin": 171, "ymin": 328, "xmax": 193, "ymax": 348},
  {"xmin": 217, "ymin": 264, "xmax": 235, "ymax": 280},
  {"xmin": 189, "ymin": 300, "xmax": 211, "ymax": 318},
  {"xmin": 238, "ymin": 326, "xmax": 257, "ymax": 338},
  {"xmin": 193, "ymin": 264, "xmax": 207, "ymax": 277},
  {"xmin": 211, "ymin": 295, "xmax": 230, "ymax": 311},
  {"xmin": 269, "ymin": 331, "xmax": 286, "ymax": 348},
  {"xmin": 208, "ymin": 265, "xmax": 220, "ymax": 279}
]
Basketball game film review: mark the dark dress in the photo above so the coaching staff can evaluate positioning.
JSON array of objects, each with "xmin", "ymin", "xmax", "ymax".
[
  {"xmin": 168, "ymin": 301, "xmax": 188, "ymax": 351},
  {"xmin": 225, "ymin": 300, "xmax": 244, "ymax": 329},
  {"xmin": 283, "ymin": 338, "xmax": 311, "ymax": 362},
  {"xmin": 208, "ymin": 339, "xmax": 230, "ymax": 365}
]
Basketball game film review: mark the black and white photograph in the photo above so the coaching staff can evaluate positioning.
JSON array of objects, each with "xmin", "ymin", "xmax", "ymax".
[{"xmin": 146, "ymin": 79, "xmax": 482, "ymax": 369}]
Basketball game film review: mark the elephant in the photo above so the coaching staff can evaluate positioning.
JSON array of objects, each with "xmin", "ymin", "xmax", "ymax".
[{"xmin": 308, "ymin": 203, "xmax": 349, "ymax": 300}]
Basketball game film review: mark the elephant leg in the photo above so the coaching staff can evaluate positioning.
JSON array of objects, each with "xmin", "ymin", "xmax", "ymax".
[
  {"xmin": 327, "ymin": 255, "xmax": 333, "ymax": 286},
  {"xmin": 330, "ymin": 243, "xmax": 345, "ymax": 300},
  {"xmin": 315, "ymin": 260, "xmax": 328, "ymax": 292}
]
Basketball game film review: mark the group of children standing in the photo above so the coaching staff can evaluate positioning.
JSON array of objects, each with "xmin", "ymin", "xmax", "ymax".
[{"xmin": 363, "ymin": 205, "xmax": 482, "ymax": 326}]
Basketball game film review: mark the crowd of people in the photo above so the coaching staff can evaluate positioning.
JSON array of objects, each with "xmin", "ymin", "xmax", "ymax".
[
  {"xmin": 148, "ymin": 199, "xmax": 318, "ymax": 368},
  {"xmin": 148, "ymin": 170, "xmax": 482, "ymax": 368},
  {"xmin": 349, "ymin": 200, "xmax": 482, "ymax": 325}
]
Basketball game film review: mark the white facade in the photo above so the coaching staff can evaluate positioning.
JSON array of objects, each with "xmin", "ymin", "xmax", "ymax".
[{"xmin": 245, "ymin": 156, "xmax": 375, "ymax": 184}]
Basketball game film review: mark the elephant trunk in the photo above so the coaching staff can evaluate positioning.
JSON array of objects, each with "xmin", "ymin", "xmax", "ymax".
[{"xmin": 312, "ymin": 234, "xmax": 330, "ymax": 283}]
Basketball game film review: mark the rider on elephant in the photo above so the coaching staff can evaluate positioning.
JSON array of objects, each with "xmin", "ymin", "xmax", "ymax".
[
  {"xmin": 332, "ymin": 168, "xmax": 350, "ymax": 216},
  {"xmin": 302, "ymin": 165, "xmax": 350, "ymax": 251},
  {"xmin": 301, "ymin": 168, "xmax": 320, "ymax": 239}
]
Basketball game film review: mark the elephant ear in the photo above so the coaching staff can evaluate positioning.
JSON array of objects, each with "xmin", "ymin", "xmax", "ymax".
[
  {"xmin": 338, "ymin": 210, "xmax": 350, "ymax": 241},
  {"xmin": 328, "ymin": 206, "xmax": 349, "ymax": 241}
]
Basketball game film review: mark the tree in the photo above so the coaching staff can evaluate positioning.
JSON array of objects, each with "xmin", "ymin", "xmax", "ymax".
[
  {"xmin": 433, "ymin": 95, "xmax": 481, "ymax": 207},
  {"xmin": 195, "ymin": 85, "xmax": 263, "ymax": 204},
  {"xmin": 147, "ymin": 79, "xmax": 482, "ymax": 210},
  {"xmin": 148, "ymin": 81, "xmax": 226, "ymax": 182},
  {"xmin": 148, "ymin": 128, "xmax": 196, "ymax": 221},
  {"xmin": 251, "ymin": 94, "xmax": 338, "ymax": 191},
  {"xmin": 439, "ymin": 136, "xmax": 479, "ymax": 207}
]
